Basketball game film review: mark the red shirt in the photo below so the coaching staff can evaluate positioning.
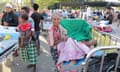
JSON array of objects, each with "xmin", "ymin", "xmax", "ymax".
[{"xmin": 18, "ymin": 22, "xmax": 32, "ymax": 32}]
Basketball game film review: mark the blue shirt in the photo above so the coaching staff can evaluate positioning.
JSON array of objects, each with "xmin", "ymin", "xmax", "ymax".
[{"xmin": 28, "ymin": 17, "xmax": 34, "ymax": 28}]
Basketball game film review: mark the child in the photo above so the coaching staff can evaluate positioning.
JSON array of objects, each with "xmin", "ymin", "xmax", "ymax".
[{"xmin": 18, "ymin": 14, "xmax": 39, "ymax": 72}]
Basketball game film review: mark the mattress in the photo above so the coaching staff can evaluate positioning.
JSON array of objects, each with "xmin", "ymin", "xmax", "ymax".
[
  {"xmin": 0, "ymin": 40, "xmax": 17, "ymax": 56},
  {"xmin": 0, "ymin": 26, "xmax": 19, "ymax": 62}
]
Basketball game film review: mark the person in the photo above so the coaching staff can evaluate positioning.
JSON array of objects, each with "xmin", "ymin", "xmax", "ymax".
[
  {"xmin": 13, "ymin": 6, "xmax": 35, "ymax": 57},
  {"xmin": 1, "ymin": 3, "xmax": 18, "ymax": 26},
  {"xmin": 56, "ymin": 19, "xmax": 96, "ymax": 68},
  {"xmin": 21, "ymin": 6, "xmax": 35, "ymax": 28},
  {"xmin": 48, "ymin": 13, "xmax": 97, "ymax": 72},
  {"xmin": 61, "ymin": 10, "xmax": 68, "ymax": 18},
  {"xmin": 86, "ymin": 7, "xmax": 92, "ymax": 20},
  {"xmin": 0, "ymin": 11, "xmax": 5, "ymax": 18},
  {"xmin": 18, "ymin": 14, "xmax": 39, "ymax": 72},
  {"xmin": 117, "ymin": 11, "xmax": 120, "ymax": 27},
  {"xmin": 13, "ymin": 9, "xmax": 20, "ymax": 17},
  {"xmin": 104, "ymin": 6, "xmax": 113, "ymax": 24},
  {"xmin": 42, "ymin": 9, "xmax": 48, "ymax": 21},
  {"xmin": 48, "ymin": 13, "xmax": 67, "ymax": 64},
  {"xmin": 31, "ymin": 3, "xmax": 44, "ymax": 50}
]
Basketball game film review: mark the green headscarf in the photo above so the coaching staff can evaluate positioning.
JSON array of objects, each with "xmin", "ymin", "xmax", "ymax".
[{"xmin": 60, "ymin": 19, "xmax": 92, "ymax": 42}]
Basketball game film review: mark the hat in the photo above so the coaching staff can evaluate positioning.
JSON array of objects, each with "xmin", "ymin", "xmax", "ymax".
[{"xmin": 5, "ymin": 3, "xmax": 13, "ymax": 8}]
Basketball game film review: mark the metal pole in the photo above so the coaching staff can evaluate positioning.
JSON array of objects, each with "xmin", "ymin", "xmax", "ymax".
[
  {"xmin": 31, "ymin": 0, "xmax": 34, "ymax": 6},
  {"xmin": 21, "ymin": 0, "xmax": 22, "ymax": 8}
]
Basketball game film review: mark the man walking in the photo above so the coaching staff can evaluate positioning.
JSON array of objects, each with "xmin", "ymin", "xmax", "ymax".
[{"xmin": 31, "ymin": 3, "xmax": 44, "ymax": 53}]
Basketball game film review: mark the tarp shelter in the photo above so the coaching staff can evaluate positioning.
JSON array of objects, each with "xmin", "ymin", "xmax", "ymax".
[
  {"xmin": 85, "ymin": 2, "xmax": 120, "ymax": 7},
  {"xmin": 60, "ymin": 1, "xmax": 120, "ymax": 8}
]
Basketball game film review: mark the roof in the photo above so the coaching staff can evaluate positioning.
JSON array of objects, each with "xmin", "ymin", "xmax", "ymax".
[{"xmin": 60, "ymin": 1, "xmax": 120, "ymax": 7}]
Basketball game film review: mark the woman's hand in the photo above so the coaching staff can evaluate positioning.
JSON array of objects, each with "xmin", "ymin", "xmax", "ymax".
[
  {"xmin": 61, "ymin": 35, "xmax": 68, "ymax": 41},
  {"xmin": 83, "ymin": 40, "xmax": 97, "ymax": 47},
  {"xmin": 63, "ymin": 36, "xmax": 68, "ymax": 41},
  {"xmin": 54, "ymin": 36, "xmax": 68, "ymax": 46},
  {"xmin": 3, "ymin": 21, "xmax": 9, "ymax": 26}
]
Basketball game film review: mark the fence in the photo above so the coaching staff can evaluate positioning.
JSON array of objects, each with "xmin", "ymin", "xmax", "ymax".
[{"xmin": 83, "ymin": 29, "xmax": 120, "ymax": 72}]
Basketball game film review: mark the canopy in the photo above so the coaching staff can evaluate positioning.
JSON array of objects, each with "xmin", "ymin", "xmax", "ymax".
[
  {"xmin": 58, "ymin": 1, "xmax": 120, "ymax": 8},
  {"xmin": 85, "ymin": 2, "xmax": 120, "ymax": 7}
]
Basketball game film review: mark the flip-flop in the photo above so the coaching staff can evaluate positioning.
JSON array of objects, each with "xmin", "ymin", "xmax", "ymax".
[{"xmin": 27, "ymin": 64, "xmax": 34, "ymax": 68}]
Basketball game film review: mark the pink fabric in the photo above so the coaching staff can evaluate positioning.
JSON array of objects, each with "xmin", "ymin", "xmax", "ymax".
[
  {"xmin": 57, "ymin": 38, "xmax": 91, "ymax": 65},
  {"xmin": 53, "ymin": 26, "xmax": 61, "ymax": 45},
  {"xmin": 97, "ymin": 26, "xmax": 112, "ymax": 32}
]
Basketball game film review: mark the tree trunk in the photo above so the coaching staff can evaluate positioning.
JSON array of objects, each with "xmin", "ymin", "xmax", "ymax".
[{"xmin": 30, "ymin": 0, "xmax": 34, "ymax": 5}]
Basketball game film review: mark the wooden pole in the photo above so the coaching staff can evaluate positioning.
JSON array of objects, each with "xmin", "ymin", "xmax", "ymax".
[{"xmin": 17, "ymin": 0, "xmax": 20, "ymax": 11}]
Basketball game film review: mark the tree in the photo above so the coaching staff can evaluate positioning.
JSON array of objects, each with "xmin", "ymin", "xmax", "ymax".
[
  {"xmin": 85, "ymin": 0, "xmax": 105, "ymax": 2},
  {"xmin": 34, "ymin": 0, "xmax": 59, "ymax": 10}
]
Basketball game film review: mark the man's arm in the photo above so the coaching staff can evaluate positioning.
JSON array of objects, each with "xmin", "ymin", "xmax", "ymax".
[
  {"xmin": 1, "ymin": 14, "xmax": 6, "ymax": 25},
  {"xmin": 31, "ymin": 13, "xmax": 35, "ymax": 22},
  {"xmin": 48, "ymin": 30, "xmax": 54, "ymax": 47},
  {"xmin": 40, "ymin": 14, "xmax": 44, "ymax": 21}
]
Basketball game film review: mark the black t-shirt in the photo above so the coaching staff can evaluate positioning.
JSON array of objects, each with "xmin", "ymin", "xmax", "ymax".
[{"xmin": 31, "ymin": 12, "xmax": 44, "ymax": 31}]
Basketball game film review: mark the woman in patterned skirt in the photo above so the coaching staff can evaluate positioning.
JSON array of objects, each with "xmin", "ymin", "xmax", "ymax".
[
  {"xmin": 18, "ymin": 14, "xmax": 39, "ymax": 72},
  {"xmin": 48, "ymin": 13, "xmax": 67, "ymax": 65}
]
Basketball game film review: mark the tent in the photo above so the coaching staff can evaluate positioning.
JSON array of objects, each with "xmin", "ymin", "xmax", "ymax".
[
  {"xmin": 60, "ymin": 1, "xmax": 120, "ymax": 8},
  {"xmin": 85, "ymin": 2, "xmax": 120, "ymax": 7}
]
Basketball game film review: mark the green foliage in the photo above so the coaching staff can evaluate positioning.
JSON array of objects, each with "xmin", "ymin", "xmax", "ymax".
[
  {"xmin": 22, "ymin": 0, "xmax": 105, "ymax": 10},
  {"xmin": 34, "ymin": 0, "xmax": 59, "ymax": 10}
]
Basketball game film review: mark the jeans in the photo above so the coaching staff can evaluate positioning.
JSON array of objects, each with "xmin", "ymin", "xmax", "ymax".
[{"xmin": 36, "ymin": 31, "xmax": 40, "ymax": 46}]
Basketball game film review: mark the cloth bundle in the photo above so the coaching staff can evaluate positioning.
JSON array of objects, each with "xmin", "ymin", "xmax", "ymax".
[{"xmin": 60, "ymin": 19, "xmax": 92, "ymax": 41}]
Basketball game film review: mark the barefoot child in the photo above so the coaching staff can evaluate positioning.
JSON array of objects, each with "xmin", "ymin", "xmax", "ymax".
[{"xmin": 18, "ymin": 14, "xmax": 39, "ymax": 72}]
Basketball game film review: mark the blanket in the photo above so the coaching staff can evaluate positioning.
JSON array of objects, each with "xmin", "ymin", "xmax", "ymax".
[{"xmin": 60, "ymin": 19, "xmax": 92, "ymax": 41}]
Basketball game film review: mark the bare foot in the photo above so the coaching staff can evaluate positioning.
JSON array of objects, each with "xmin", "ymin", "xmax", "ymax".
[
  {"xmin": 90, "ymin": 40, "xmax": 97, "ymax": 46},
  {"xmin": 33, "ymin": 68, "xmax": 36, "ymax": 72},
  {"xmin": 27, "ymin": 64, "xmax": 34, "ymax": 68},
  {"xmin": 32, "ymin": 64, "xmax": 36, "ymax": 72},
  {"xmin": 13, "ymin": 50, "xmax": 19, "ymax": 57},
  {"xmin": 70, "ymin": 60, "xmax": 76, "ymax": 65}
]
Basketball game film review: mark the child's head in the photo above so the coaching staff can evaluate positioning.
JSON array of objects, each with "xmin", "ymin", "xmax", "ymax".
[{"xmin": 19, "ymin": 14, "xmax": 28, "ymax": 23}]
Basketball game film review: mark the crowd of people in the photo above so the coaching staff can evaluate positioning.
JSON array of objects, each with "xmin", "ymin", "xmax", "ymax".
[
  {"xmin": 0, "ymin": 3, "xmax": 44, "ymax": 72},
  {"xmin": 1, "ymin": 2, "xmax": 120, "ymax": 72}
]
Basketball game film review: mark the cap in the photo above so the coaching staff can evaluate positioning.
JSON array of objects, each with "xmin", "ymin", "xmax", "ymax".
[{"xmin": 5, "ymin": 3, "xmax": 13, "ymax": 8}]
